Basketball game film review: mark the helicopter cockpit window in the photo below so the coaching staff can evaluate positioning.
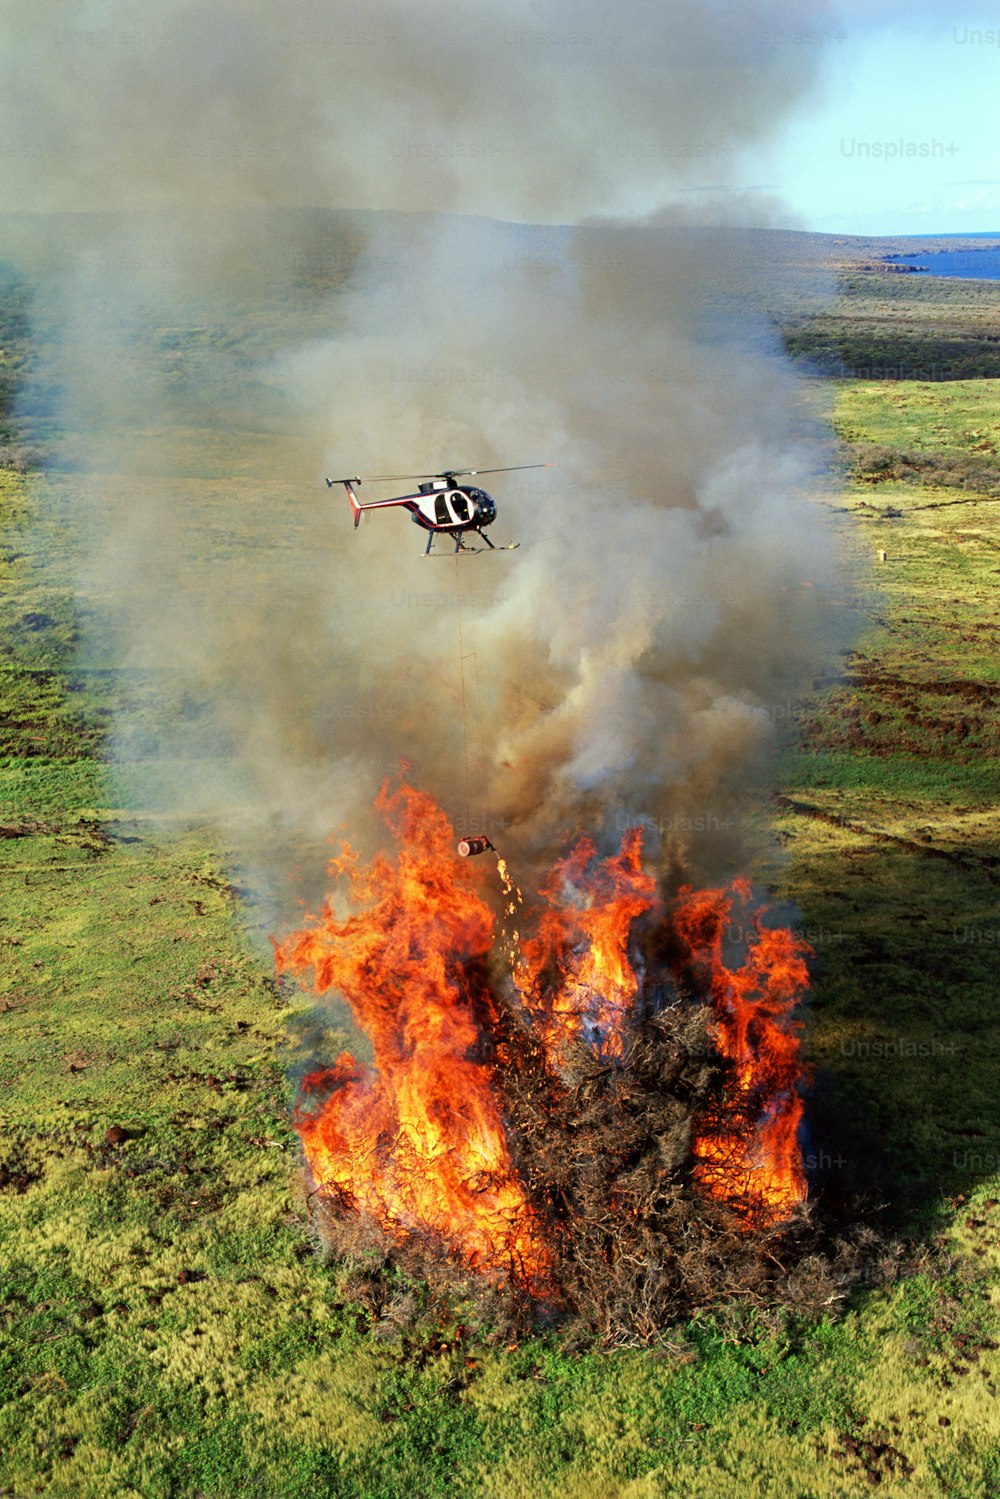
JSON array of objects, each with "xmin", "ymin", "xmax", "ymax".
[
  {"xmin": 449, "ymin": 491, "xmax": 472, "ymax": 523},
  {"xmin": 434, "ymin": 494, "xmax": 452, "ymax": 525}
]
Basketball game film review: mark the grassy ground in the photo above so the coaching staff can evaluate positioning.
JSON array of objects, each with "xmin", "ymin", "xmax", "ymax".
[
  {"xmin": 768, "ymin": 383, "xmax": 1000, "ymax": 1226},
  {"xmin": 3, "ymin": 296, "xmax": 1000, "ymax": 1490},
  {"xmin": 781, "ymin": 268, "xmax": 1000, "ymax": 381}
]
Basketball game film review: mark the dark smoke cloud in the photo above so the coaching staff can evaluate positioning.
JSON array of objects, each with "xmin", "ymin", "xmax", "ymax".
[{"xmin": 0, "ymin": 1, "xmax": 855, "ymax": 917}]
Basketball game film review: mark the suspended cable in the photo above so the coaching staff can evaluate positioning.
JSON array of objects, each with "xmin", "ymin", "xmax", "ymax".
[{"xmin": 453, "ymin": 554, "xmax": 472, "ymax": 829}]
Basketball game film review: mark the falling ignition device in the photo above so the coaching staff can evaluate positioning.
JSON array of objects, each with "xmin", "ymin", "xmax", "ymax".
[{"xmin": 457, "ymin": 836, "xmax": 495, "ymax": 858}]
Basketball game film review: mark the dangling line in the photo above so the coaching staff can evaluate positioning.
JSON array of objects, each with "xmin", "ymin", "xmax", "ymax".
[
  {"xmin": 468, "ymin": 600, "xmax": 487, "ymax": 780},
  {"xmin": 453, "ymin": 554, "xmax": 472, "ymax": 828}
]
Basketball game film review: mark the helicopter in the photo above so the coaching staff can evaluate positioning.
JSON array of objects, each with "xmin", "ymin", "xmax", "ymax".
[{"xmin": 325, "ymin": 464, "xmax": 553, "ymax": 555}]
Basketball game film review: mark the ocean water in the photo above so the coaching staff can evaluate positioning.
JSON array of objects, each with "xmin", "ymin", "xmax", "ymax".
[{"xmin": 887, "ymin": 241, "xmax": 1000, "ymax": 280}]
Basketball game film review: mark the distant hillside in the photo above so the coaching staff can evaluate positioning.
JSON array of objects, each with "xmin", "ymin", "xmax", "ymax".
[{"xmin": 2, "ymin": 214, "xmax": 999, "ymax": 432}]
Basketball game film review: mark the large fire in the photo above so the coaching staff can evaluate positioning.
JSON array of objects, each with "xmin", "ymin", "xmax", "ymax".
[{"xmin": 276, "ymin": 777, "xmax": 809, "ymax": 1300}]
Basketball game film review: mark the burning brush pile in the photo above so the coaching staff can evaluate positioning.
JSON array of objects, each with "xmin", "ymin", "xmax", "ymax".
[{"xmin": 276, "ymin": 776, "xmax": 842, "ymax": 1344}]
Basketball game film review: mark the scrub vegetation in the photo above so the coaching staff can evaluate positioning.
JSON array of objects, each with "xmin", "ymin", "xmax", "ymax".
[{"xmin": 782, "ymin": 259, "xmax": 1000, "ymax": 381}]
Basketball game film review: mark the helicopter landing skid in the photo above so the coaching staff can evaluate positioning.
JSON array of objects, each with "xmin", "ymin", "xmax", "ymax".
[{"xmin": 423, "ymin": 538, "xmax": 520, "ymax": 556}]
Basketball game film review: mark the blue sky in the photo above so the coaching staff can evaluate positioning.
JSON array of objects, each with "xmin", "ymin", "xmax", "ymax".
[{"xmin": 754, "ymin": 11, "xmax": 1000, "ymax": 234}]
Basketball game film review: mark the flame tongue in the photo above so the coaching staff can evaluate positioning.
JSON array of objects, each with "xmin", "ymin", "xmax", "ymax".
[
  {"xmin": 276, "ymin": 780, "xmax": 549, "ymax": 1286},
  {"xmin": 513, "ymin": 829, "xmax": 657, "ymax": 1065},
  {"xmin": 674, "ymin": 877, "xmax": 810, "ymax": 1223}
]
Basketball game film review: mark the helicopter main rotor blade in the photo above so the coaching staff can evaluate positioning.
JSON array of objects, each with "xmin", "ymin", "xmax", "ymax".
[
  {"xmin": 354, "ymin": 463, "xmax": 556, "ymax": 482},
  {"xmin": 444, "ymin": 463, "xmax": 555, "ymax": 478}
]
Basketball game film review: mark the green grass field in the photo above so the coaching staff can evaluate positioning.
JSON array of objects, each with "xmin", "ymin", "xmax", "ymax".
[{"xmin": 3, "ymin": 245, "xmax": 1000, "ymax": 1495}]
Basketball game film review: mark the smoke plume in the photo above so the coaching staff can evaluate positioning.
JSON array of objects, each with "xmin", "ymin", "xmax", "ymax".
[{"xmin": 0, "ymin": 0, "xmax": 854, "ymax": 918}]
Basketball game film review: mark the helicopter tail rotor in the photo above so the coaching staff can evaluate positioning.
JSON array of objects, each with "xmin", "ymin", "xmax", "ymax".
[{"xmin": 326, "ymin": 476, "xmax": 365, "ymax": 527}]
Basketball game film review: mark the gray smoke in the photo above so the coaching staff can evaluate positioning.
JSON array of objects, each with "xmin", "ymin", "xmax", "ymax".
[
  {"xmin": 0, "ymin": 0, "xmax": 855, "ymax": 918},
  {"xmin": 2, "ymin": 1, "xmax": 832, "ymax": 220}
]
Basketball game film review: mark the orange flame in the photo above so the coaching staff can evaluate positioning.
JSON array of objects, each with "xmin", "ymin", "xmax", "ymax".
[
  {"xmin": 512, "ymin": 829, "xmax": 657, "ymax": 1065},
  {"xmin": 673, "ymin": 878, "xmax": 810, "ymax": 1223},
  {"xmin": 274, "ymin": 779, "xmax": 550, "ymax": 1289},
  {"xmin": 277, "ymin": 783, "xmax": 811, "ymax": 1292}
]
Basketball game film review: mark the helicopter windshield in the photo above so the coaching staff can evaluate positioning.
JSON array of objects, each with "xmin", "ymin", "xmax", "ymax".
[{"xmin": 431, "ymin": 489, "xmax": 475, "ymax": 527}]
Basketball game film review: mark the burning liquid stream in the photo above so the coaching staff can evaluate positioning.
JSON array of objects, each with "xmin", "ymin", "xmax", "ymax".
[{"xmin": 276, "ymin": 778, "xmax": 809, "ymax": 1293}]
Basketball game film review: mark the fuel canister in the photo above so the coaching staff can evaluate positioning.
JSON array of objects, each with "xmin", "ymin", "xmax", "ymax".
[{"xmin": 457, "ymin": 836, "xmax": 494, "ymax": 858}]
